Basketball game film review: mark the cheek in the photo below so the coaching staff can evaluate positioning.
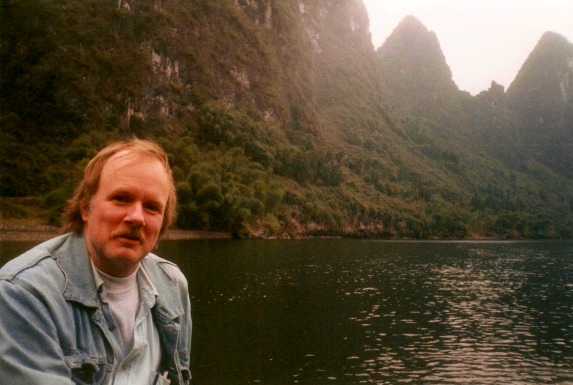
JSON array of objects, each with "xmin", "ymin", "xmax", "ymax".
[
  {"xmin": 145, "ymin": 215, "xmax": 164, "ymax": 233},
  {"xmin": 88, "ymin": 208, "xmax": 125, "ymax": 231},
  {"xmin": 101, "ymin": 205, "xmax": 128, "ymax": 221}
]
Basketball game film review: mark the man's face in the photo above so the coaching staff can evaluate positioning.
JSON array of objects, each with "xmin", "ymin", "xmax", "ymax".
[{"xmin": 82, "ymin": 152, "xmax": 170, "ymax": 277}]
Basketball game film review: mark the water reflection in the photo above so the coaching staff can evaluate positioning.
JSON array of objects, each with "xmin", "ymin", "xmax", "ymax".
[
  {"xmin": 338, "ymin": 242, "xmax": 573, "ymax": 384},
  {"xmin": 2, "ymin": 239, "xmax": 573, "ymax": 384}
]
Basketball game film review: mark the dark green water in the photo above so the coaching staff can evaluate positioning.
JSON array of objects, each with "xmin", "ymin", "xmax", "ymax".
[{"xmin": 2, "ymin": 239, "xmax": 573, "ymax": 384}]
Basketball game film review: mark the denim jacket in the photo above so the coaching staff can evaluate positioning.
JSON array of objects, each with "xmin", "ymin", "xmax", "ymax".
[{"xmin": 0, "ymin": 233, "xmax": 192, "ymax": 385}]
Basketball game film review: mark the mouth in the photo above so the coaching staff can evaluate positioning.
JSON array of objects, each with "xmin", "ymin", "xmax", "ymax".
[{"xmin": 113, "ymin": 230, "xmax": 145, "ymax": 244}]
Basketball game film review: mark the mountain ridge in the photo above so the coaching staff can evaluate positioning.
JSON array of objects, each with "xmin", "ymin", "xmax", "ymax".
[
  {"xmin": 506, "ymin": 31, "xmax": 573, "ymax": 179},
  {"xmin": 1, "ymin": 1, "xmax": 572, "ymax": 239}
]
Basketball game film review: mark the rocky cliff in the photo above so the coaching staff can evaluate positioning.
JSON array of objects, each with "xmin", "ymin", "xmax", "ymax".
[{"xmin": 2, "ymin": 0, "xmax": 573, "ymax": 238}]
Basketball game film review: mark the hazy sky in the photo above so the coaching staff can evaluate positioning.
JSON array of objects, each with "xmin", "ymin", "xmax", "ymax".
[{"xmin": 362, "ymin": 0, "xmax": 573, "ymax": 95}]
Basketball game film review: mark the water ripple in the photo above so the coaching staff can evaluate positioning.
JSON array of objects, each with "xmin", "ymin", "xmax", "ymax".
[{"xmin": 337, "ymin": 244, "xmax": 573, "ymax": 383}]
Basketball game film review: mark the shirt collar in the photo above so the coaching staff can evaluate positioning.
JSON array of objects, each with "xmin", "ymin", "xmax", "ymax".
[
  {"xmin": 57, "ymin": 233, "xmax": 159, "ymax": 309},
  {"xmin": 90, "ymin": 259, "xmax": 158, "ymax": 308}
]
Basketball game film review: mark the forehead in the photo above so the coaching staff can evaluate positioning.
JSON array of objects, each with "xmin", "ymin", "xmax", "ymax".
[{"xmin": 99, "ymin": 151, "xmax": 170, "ymax": 194}]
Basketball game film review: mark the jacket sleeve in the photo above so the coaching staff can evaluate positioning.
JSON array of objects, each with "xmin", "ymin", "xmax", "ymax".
[
  {"xmin": 158, "ymin": 261, "xmax": 192, "ymax": 384},
  {"xmin": 183, "ymin": 276, "xmax": 192, "ymax": 383},
  {"xmin": 0, "ymin": 280, "xmax": 75, "ymax": 385}
]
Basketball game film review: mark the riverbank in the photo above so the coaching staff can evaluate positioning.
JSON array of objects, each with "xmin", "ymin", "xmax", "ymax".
[
  {"xmin": 0, "ymin": 223, "xmax": 513, "ymax": 242},
  {"xmin": 0, "ymin": 224, "xmax": 232, "ymax": 242}
]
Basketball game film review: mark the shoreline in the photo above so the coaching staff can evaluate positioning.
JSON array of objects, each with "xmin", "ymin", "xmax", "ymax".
[
  {"xmin": 0, "ymin": 225, "xmax": 232, "ymax": 242},
  {"xmin": 0, "ymin": 225, "xmax": 546, "ymax": 243}
]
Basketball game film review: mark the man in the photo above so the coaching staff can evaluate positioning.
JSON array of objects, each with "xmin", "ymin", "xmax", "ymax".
[{"xmin": 0, "ymin": 138, "xmax": 192, "ymax": 385}]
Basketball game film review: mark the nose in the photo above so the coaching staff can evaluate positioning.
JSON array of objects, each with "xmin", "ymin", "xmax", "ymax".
[{"xmin": 124, "ymin": 202, "xmax": 145, "ymax": 227}]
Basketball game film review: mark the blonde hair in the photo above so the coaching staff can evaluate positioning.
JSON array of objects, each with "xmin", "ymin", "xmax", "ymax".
[{"xmin": 62, "ymin": 138, "xmax": 176, "ymax": 236}]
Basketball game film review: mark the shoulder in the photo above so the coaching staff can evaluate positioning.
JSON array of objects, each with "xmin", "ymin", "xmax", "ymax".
[
  {"xmin": 0, "ymin": 234, "xmax": 70, "ymax": 283},
  {"xmin": 0, "ymin": 234, "xmax": 75, "ymax": 300},
  {"xmin": 141, "ymin": 253, "xmax": 191, "ymax": 316},
  {"xmin": 142, "ymin": 253, "xmax": 188, "ymax": 287}
]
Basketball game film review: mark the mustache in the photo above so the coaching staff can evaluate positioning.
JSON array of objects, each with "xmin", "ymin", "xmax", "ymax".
[{"xmin": 111, "ymin": 228, "xmax": 146, "ymax": 243}]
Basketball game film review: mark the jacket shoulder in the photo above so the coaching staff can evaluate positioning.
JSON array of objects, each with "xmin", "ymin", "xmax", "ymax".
[
  {"xmin": 0, "ymin": 234, "xmax": 70, "ymax": 282},
  {"xmin": 142, "ymin": 253, "xmax": 190, "ymax": 320},
  {"xmin": 144, "ymin": 253, "xmax": 188, "ymax": 285}
]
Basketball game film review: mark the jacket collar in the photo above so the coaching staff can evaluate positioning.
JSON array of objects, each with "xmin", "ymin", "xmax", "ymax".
[
  {"xmin": 57, "ymin": 233, "xmax": 184, "ymax": 319},
  {"xmin": 57, "ymin": 233, "xmax": 100, "ymax": 308},
  {"xmin": 141, "ymin": 256, "xmax": 185, "ymax": 319}
]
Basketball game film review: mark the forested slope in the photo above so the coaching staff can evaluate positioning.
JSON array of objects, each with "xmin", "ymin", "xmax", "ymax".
[{"xmin": 2, "ymin": 0, "xmax": 573, "ymax": 238}]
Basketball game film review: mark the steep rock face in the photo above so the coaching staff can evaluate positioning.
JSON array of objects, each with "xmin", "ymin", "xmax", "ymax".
[
  {"xmin": 476, "ymin": 81, "xmax": 506, "ymax": 106},
  {"xmin": 376, "ymin": 16, "xmax": 460, "ymax": 114},
  {"xmin": 507, "ymin": 32, "xmax": 573, "ymax": 176},
  {"xmin": 508, "ymin": 32, "xmax": 573, "ymax": 119},
  {"xmin": 374, "ymin": 15, "xmax": 476, "ymax": 150},
  {"xmin": 308, "ymin": 0, "xmax": 395, "ymax": 142},
  {"xmin": 3, "ymin": 0, "xmax": 573, "ymax": 238},
  {"xmin": 174, "ymin": 0, "xmax": 322, "ymax": 135},
  {"xmin": 471, "ymin": 82, "xmax": 523, "ymax": 167}
]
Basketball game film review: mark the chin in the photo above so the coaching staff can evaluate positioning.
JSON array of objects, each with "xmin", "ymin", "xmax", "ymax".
[{"xmin": 107, "ymin": 246, "xmax": 146, "ymax": 262}]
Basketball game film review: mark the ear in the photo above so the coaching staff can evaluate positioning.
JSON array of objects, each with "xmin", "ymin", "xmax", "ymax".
[{"xmin": 81, "ymin": 204, "xmax": 89, "ymax": 222}]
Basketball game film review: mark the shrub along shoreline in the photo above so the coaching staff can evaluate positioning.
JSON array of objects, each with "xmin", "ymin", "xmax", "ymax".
[{"xmin": 0, "ymin": 225, "xmax": 231, "ymax": 242}]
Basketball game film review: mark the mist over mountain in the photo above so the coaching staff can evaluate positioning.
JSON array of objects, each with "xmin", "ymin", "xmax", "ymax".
[
  {"xmin": 377, "ymin": 15, "xmax": 460, "ymax": 110},
  {"xmin": 1, "ymin": 0, "xmax": 573, "ymax": 239},
  {"xmin": 507, "ymin": 31, "xmax": 573, "ymax": 178}
]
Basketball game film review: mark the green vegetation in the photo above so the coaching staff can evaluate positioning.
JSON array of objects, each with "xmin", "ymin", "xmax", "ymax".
[{"xmin": 1, "ymin": 0, "xmax": 572, "ymax": 239}]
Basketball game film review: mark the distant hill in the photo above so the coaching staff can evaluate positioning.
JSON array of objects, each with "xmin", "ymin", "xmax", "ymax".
[
  {"xmin": 377, "ymin": 15, "xmax": 460, "ymax": 113},
  {"xmin": 507, "ymin": 32, "xmax": 573, "ymax": 178},
  {"xmin": 1, "ymin": 0, "xmax": 573, "ymax": 239}
]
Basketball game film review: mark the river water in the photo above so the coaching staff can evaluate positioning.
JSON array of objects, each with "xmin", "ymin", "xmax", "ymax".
[{"xmin": 1, "ymin": 239, "xmax": 573, "ymax": 384}]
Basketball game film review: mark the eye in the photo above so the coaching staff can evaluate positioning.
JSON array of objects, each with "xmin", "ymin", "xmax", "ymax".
[
  {"xmin": 144, "ymin": 201, "xmax": 163, "ymax": 214},
  {"xmin": 112, "ymin": 194, "xmax": 132, "ymax": 204}
]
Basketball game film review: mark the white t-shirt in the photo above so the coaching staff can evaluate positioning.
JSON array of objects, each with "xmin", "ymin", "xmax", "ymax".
[
  {"xmin": 92, "ymin": 262, "xmax": 163, "ymax": 384},
  {"xmin": 96, "ymin": 268, "xmax": 139, "ymax": 352}
]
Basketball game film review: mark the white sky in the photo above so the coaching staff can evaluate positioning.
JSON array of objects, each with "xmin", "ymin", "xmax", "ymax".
[{"xmin": 362, "ymin": 0, "xmax": 573, "ymax": 95}]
